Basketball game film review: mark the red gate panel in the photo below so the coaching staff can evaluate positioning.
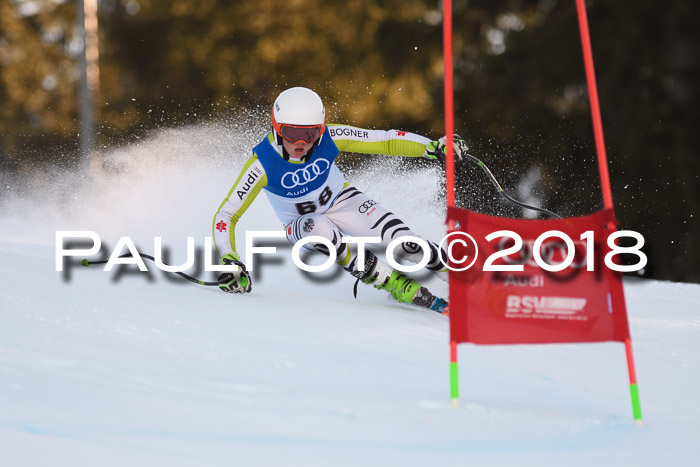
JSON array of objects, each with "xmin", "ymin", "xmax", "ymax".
[{"xmin": 447, "ymin": 207, "xmax": 630, "ymax": 345}]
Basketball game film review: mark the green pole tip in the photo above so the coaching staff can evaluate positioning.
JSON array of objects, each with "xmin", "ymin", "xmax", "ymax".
[
  {"xmin": 629, "ymin": 383, "xmax": 642, "ymax": 421},
  {"xmin": 81, "ymin": 259, "xmax": 89, "ymax": 266}
]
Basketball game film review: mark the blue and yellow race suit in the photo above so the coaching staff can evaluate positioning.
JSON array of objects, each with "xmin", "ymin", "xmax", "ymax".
[{"xmin": 212, "ymin": 125, "xmax": 431, "ymax": 261}]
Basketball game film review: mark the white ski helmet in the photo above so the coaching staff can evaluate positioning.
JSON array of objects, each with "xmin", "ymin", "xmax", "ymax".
[{"xmin": 271, "ymin": 87, "xmax": 326, "ymax": 144}]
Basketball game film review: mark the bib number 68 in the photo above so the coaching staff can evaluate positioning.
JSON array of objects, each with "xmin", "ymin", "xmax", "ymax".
[{"xmin": 295, "ymin": 186, "xmax": 333, "ymax": 215}]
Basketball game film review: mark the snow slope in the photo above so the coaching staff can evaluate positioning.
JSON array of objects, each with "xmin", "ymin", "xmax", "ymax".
[{"xmin": 1, "ymin": 123, "xmax": 699, "ymax": 466}]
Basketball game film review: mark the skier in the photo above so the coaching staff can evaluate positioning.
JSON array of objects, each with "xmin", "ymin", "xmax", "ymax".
[{"xmin": 212, "ymin": 87, "xmax": 467, "ymax": 313}]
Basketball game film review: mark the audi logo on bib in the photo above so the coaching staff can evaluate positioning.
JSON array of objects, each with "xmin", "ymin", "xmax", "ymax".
[{"xmin": 281, "ymin": 159, "xmax": 331, "ymax": 189}]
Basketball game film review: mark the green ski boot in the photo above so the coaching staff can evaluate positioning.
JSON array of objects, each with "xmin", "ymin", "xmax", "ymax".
[
  {"xmin": 352, "ymin": 252, "xmax": 449, "ymax": 314},
  {"xmin": 375, "ymin": 270, "xmax": 422, "ymax": 304}
]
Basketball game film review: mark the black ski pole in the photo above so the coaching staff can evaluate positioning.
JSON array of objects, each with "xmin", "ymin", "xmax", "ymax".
[
  {"xmin": 81, "ymin": 253, "xmax": 219, "ymax": 286},
  {"xmin": 462, "ymin": 152, "xmax": 562, "ymax": 219}
]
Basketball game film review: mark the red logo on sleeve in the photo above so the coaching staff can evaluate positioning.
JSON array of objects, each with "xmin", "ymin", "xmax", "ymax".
[
  {"xmin": 216, "ymin": 221, "xmax": 227, "ymax": 232},
  {"xmin": 397, "ymin": 131, "xmax": 406, "ymax": 136}
]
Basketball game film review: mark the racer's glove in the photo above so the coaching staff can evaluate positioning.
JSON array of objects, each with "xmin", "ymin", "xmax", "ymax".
[
  {"xmin": 422, "ymin": 134, "xmax": 469, "ymax": 162},
  {"xmin": 218, "ymin": 253, "xmax": 252, "ymax": 294}
]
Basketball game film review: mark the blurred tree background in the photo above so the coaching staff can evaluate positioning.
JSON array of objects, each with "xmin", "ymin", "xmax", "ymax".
[{"xmin": 1, "ymin": 0, "xmax": 698, "ymax": 282}]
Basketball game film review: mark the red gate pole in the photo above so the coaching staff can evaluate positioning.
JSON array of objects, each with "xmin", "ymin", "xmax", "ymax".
[
  {"xmin": 444, "ymin": 0, "xmax": 455, "ymax": 212},
  {"xmin": 575, "ymin": 0, "xmax": 613, "ymax": 210},
  {"xmin": 575, "ymin": 0, "xmax": 642, "ymax": 425},
  {"xmin": 443, "ymin": 0, "xmax": 459, "ymax": 408}
]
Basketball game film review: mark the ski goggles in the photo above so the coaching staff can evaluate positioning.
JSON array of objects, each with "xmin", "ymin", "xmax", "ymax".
[{"xmin": 277, "ymin": 124, "xmax": 324, "ymax": 145}]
